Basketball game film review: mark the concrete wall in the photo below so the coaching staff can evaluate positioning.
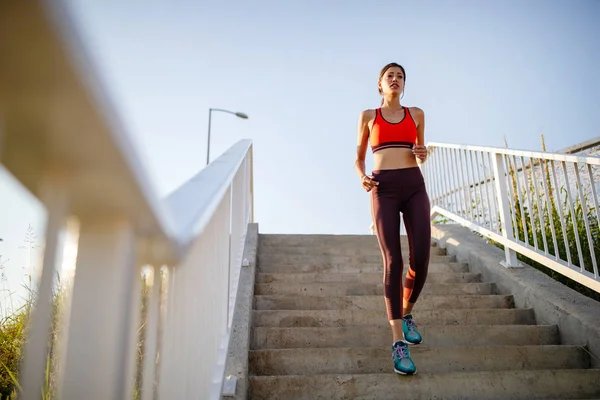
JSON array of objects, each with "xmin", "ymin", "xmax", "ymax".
[
  {"xmin": 222, "ymin": 223, "xmax": 258, "ymax": 400},
  {"xmin": 432, "ymin": 224, "xmax": 600, "ymax": 368}
]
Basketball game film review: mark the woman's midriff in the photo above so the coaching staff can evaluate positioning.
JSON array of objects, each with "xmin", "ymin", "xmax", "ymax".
[{"xmin": 372, "ymin": 147, "xmax": 418, "ymax": 171}]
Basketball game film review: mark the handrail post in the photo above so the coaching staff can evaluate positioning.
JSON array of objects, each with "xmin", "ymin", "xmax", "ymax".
[
  {"xmin": 491, "ymin": 153, "xmax": 521, "ymax": 268},
  {"xmin": 60, "ymin": 217, "xmax": 141, "ymax": 399}
]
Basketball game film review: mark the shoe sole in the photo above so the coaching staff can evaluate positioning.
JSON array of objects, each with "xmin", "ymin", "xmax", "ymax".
[{"xmin": 394, "ymin": 367, "xmax": 417, "ymax": 376}]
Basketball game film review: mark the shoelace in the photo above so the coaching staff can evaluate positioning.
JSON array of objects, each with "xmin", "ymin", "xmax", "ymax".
[
  {"xmin": 392, "ymin": 344, "xmax": 409, "ymax": 361},
  {"xmin": 405, "ymin": 318, "xmax": 417, "ymax": 331}
]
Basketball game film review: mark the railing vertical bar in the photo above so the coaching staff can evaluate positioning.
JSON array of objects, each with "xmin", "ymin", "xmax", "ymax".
[
  {"xmin": 478, "ymin": 151, "xmax": 494, "ymax": 232},
  {"xmin": 512, "ymin": 155, "xmax": 529, "ymax": 247},
  {"xmin": 574, "ymin": 163, "xmax": 598, "ymax": 277},
  {"xmin": 465, "ymin": 149, "xmax": 477, "ymax": 222},
  {"xmin": 182, "ymin": 249, "xmax": 192, "ymax": 395},
  {"xmin": 468, "ymin": 150, "xmax": 482, "ymax": 225},
  {"xmin": 161, "ymin": 265, "xmax": 184, "ymax": 397},
  {"xmin": 141, "ymin": 265, "xmax": 162, "ymax": 400},
  {"xmin": 123, "ymin": 262, "xmax": 143, "ymax": 400},
  {"xmin": 230, "ymin": 178, "xmax": 238, "ymax": 328},
  {"xmin": 60, "ymin": 218, "xmax": 140, "ymax": 400},
  {"xmin": 436, "ymin": 148, "xmax": 447, "ymax": 209},
  {"xmin": 226, "ymin": 185, "xmax": 233, "ymax": 331},
  {"xmin": 428, "ymin": 147, "xmax": 437, "ymax": 204},
  {"xmin": 448, "ymin": 148, "xmax": 459, "ymax": 215},
  {"xmin": 451, "ymin": 148, "xmax": 463, "ymax": 216},
  {"xmin": 438, "ymin": 148, "xmax": 449, "ymax": 209},
  {"xmin": 522, "ymin": 156, "xmax": 539, "ymax": 251},
  {"xmin": 440, "ymin": 147, "xmax": 452, "ymax": 213},
  {"xmin": 458, "ymin": 148, "xmax": 468, "ymax": 217},
  {"xmin": 487, "ymin": 152, "xmax": 501, "ymax": 233},
  {"xmin": 504, "ymin": 154, "xmax": 520, "ymax": 243},
  {"xmin": 440, "ymin": 148, "xmax": 451, "ymax": 211},
  {"xmin": 432, "ymin": 147, "xmax": 442, "ymax": 205},
  {"xmin": 187, "ymin": 232, "xmax": 200, "ymax": 395},
  {"xmin": 550, "ymin": 160, "xmax": 572, "ymax": 266},
  {"xmin": 481, "ymin": 151, "xmax": 495, "ymax": 231},
  {"xmin": 561, "ymin": 161, "xmax": 585, "ymax": 271},
  {"xmin": 433, "ymin": 148, "xmax": 442, "ymax": 205},
  {"xmin": 458, "ymin": 149, "xmax": 472, "ymax": 221},
  {"xmin": 20, "ymin": 177, "xmax": 69, "ymax": 399},
  {"xmin": 443, "ymin": 148, "xmax": 454, "ymax": 214},
  {"xmin": 540, "ymin": 158, "xmax": 560, "ymax": 260},
  {"xmin": 471, "ymin": 150, "xmax": 484, "ymax": 226},
  {"xmin": 530, "ymin": 157, "xmax": 550, "ymax": 255},
  {"xmin": 444, "ymin": 148, "xmax": 459, "ymax": 215}
]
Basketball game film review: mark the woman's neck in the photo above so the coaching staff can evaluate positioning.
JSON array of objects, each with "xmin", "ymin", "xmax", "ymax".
[{"xmin": 381, "ymin": 95, "xmax": 402, "ymax": 109}]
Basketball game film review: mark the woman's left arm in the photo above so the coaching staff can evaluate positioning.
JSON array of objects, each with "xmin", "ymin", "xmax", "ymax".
[{"xmin": 412, "ymin": 107, "xmax": 427, "ymax": 162}]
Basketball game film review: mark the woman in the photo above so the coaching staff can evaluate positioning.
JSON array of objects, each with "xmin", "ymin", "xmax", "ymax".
[{"xmin": 354, "ymin": 62, "xmax": 430, "ymax": 375}]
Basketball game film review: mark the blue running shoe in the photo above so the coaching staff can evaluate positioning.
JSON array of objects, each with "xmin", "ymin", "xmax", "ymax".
[
  {"xmin": 402, "ymin": 314, "xmax": 423, "ymax": 345},
  {"xmin": 392, "ymin": 340, "xmax": 417, "ymax": 375}
]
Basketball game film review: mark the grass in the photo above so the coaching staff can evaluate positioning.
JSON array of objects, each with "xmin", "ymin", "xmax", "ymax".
[
  {"xmin": 0, "ymin": 276, "xmax": 67, "ymax": 400},
  {"xmin": 0, "ymin": 311, "xmax": 26, "ymax": 399},
  {"xmin": 0, "ymin": 269, "xmax": 156, "ymax": 399}
]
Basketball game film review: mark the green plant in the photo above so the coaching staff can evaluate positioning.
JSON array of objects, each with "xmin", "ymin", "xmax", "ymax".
[{"xmin": 0, "ymin": 310, "xmax": 26, "ymax": 399}]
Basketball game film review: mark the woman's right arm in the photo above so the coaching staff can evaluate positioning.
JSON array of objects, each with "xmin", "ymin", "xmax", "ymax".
[{"xmin": 355, "ymin": 110, "xmax": 378, "ymax": 191}]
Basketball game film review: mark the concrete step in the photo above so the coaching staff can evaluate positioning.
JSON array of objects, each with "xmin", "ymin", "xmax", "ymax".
[
  {"xmin": 252, "ymin": 325, "xmax": 559, "ymax": 350},
  {"xmin": 258, "ymin": 253, "xmax": 454, "ymax": 267},
  {"xmin": 248, "ymin": 369, "xmax": 600, "ymax": 400},
  {"xmin": 255, "ymin": 271, "xmax": 482, "ymax": 284},
  {"xmin": 259, "ymin": 233, "xmax": 391, "ymax": 247},
  {"xmin": 249, "ymin": 345, "xmax": 590, "ymax": 375},
  {"xmin": 254, "ymin": 282, "xmax": 495, "ymax": 296},
  {"xmin": 258, "ymin": 261, "xmax": 469, "ymax": 274},
  {"xmin": 254, "ymin": 294, "xmax": 515, "ymax": 311},
  {"xmin": 252, "ymin": 308, "xmax": 535, "ymax": 328},
  {"xmin": 258, "ymin": 245, "xmax": 447, "ymax": 257}
]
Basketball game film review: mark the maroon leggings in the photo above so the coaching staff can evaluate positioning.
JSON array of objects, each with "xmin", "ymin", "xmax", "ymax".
[{"xmin": 370, "ymin": 167, "xmax": 431, "ymax": 321}]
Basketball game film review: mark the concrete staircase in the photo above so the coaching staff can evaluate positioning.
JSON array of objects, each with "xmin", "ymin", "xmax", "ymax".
[{"xmin": 247, "ymin": 234, "xmax": 600, "ymax": 399}]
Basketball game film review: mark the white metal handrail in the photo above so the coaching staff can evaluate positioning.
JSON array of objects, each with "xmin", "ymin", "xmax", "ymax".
[
  {"xmin": 423, "ymin": 141, "xmax": 600, "ymax": 294},
  {"xmin": 0, "ymin": 1, "xmax": 252, "ymax": 399}
]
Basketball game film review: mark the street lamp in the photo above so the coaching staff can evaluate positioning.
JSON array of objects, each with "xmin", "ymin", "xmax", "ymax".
[{"xmin": 207, "ymin": 108, "xmax": 249, "ymax": 165}]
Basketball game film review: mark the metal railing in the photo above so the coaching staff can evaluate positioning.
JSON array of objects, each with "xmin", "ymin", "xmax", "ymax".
[
  {"xmin": 422, "ymin": 142, "xmax": 600, "ymax": 294},
  {"xmin": 0, "ymin": 1, "xmax": 253, "ymax": 399}
]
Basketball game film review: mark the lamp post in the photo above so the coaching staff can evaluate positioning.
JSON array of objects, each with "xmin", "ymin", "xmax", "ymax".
[{"xmin": 206, "ymin": 108, "xmax": 249, "ymax": 165}]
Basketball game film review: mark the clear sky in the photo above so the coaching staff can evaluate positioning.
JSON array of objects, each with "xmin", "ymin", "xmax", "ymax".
[{"xmin": 1, "ymin": 0, "xmax": 599, "ymax": 310}]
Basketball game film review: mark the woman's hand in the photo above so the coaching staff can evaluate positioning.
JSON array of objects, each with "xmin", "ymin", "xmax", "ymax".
[
  {"xmin": 413, "ymin": 145, "xmax": 428, "ymax": 162},
  {"xmin": 361, "ymin": 175, "xmax": 379, "ymax": 192}
]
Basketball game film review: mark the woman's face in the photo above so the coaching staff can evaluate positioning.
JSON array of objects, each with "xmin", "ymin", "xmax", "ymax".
[{"xmin": 379, "ymin": 66, "xmax": 405, "ymax": 96}]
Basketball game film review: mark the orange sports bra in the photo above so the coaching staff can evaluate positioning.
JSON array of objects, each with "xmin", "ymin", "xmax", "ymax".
[{"xmin": 369, "ymin": 107, "xmax": 418, "ymax": 153}]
